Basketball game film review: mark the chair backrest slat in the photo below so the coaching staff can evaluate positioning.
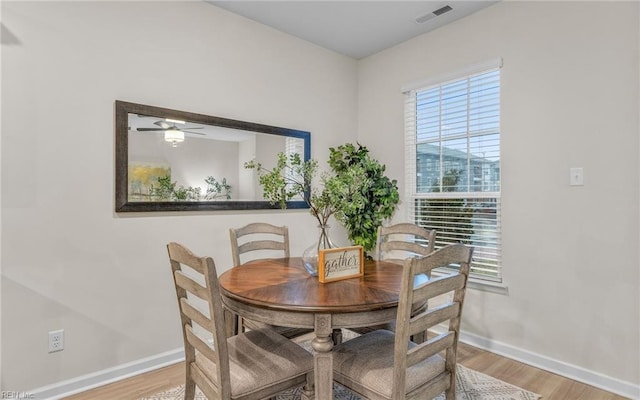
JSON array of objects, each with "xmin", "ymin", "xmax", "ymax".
[
  {"xmin": 380, "ymin": 241, "xmax": 428, "ymax": 257},
  {"xmin": 376, "ymin": 223, "xmax": 436, "ymax": 263},
  {"xmin": 169, "ymin": 244, "xmax": 207, "ymax": 273},
  {"xmin": 190, "ymin": 364, "xmax": 220, "ymax": 399},
  {"xmin": 180, "ymin": 298, "xmax": 213, "ymax": 336},
  {"xmin": 238, "ymin": 240, "xmax": 286, "ymax": 254},
  {"xmin": 406, "ymin": 331, "xmax": 455, "ymax": 368},
  {"xmin": 409, "ymin": 302, "xmax": 460, "ymax": 337},
  {"xmin": 235, "ymin": 222, "xmax": 288, "ymax": 237},
  {"xmin": 185, "ymin": 325, "xmax": 219, "ymax": 367},
  {"xmin": 230, "ymin": 223, "xmax": 290, "ymax": 266},
  {"xmin": 414, "ymin": 273, "xmax": 466, "ymax": 300},
  {"xmin": 174, "ymin": 271, "xmax": 210, "ymax": 301}
]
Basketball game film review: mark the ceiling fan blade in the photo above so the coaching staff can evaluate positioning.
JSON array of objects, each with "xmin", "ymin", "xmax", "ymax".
[
  {"xmin": 184, "ymin": 130, "xmax": 206, "ymax": 135},
  {"xmin": 137, "ymin": 126, "xmax": 203, "ymax": 132},
  {"xmin": 154, "ymin": 120, "xmax": 171, "ymax": 129}
]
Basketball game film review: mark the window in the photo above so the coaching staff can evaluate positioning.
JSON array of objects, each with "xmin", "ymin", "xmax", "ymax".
[
  {"xmin": 285, "ymin": 136, "xmax": 306, "ymax": 200},
  {"xmin": 404, "ymin": 61, "xmax": 502, "ymax": 282}
]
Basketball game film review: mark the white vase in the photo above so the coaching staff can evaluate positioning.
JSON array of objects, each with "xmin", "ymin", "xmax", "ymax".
[{"xmin": 301, "ymin": 224, "xmax": 337, "ymax": 276}]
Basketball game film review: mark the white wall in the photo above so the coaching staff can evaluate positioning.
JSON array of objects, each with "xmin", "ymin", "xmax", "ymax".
[
  {"xmin": 3, "ymin": 0, "xmax": 639, "ymax": 397},
  {"xmin": 128, "ymin": 133, "xmax": 240, "ymax": 199},
  {"xmin": 1, "ymin": 1, "xmax": 357, "ymax": 391},
  {"xmin": 238, "ymin": 138, "xmax": 256, "ymax": 200},
  {"xmin": 357, "ymin": 1, "xmax": 639, "ymax": 396},
  {"xmin": 0, "ymin": 0, "xmax": 4, "ymax": 390}
]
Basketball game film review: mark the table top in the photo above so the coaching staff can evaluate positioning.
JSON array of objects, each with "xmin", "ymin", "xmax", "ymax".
[{"xmin": 218, "ymin": 257, "xmax": 406, "ymax": 313}]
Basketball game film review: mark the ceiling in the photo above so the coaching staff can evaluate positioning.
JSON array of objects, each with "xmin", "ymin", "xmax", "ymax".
[{"xmin": 209, "ymin": 1, "xmax": 498, "ymax": 59}]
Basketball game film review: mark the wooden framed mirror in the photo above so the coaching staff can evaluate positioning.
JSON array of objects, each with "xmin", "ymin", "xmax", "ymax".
[{"xmin": 115, "ymin": 100, "xmax": 311, "ymax": 212}]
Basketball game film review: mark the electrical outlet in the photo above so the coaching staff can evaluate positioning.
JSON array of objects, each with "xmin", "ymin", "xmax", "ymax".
[{"xmin": 48, "ymin": 329, "xmax": 64, "ymax": 353}]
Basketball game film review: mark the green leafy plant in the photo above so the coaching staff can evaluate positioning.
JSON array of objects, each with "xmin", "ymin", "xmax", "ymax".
[
  {"xmin": 149, "ymin": 175, "xmax": 201, "ymax": 201},
  {"xmin": 327, "ymin": 143, "xmax": 400, "ymax": 252},
  {"xmin": 149, "ymin": 175, "xmax": 176, "ymax": 200},
  {"xmin": 204, "ymin": 176, "xmax": 232, "ymax": 200},
  {"xmin": 245, "ymin": 153, "xmax": 335, "ymax": 227},
  {"xmin": 245, "ymin": 143, "xmax": 399, "ymax": 253}
]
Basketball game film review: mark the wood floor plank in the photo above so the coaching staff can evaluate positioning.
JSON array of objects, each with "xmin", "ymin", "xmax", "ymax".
[
  {"xmin": 64, "ymin": 364, "xmax": 184, "ymax": 400},
  {"xmin": 64, "ymin": 341, "xmax": 630, "ymax": 400},
  {"xmin": 454, "ymin": 342, "xmax": 629, "ymax": 400}
]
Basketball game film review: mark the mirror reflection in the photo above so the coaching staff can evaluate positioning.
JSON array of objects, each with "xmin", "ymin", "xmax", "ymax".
[{"xmin": 115, "ymin": 101, "xmax": 311, "ymax": 212}]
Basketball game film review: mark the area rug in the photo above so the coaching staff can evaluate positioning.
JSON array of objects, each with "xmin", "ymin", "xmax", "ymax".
[
  {"xmin": 142, "ymin": 331, "xmax": 540, "ymax": 400},
  {"xmin": 140, "ymin": 364, "xmax": 540, "ymax": 400}
]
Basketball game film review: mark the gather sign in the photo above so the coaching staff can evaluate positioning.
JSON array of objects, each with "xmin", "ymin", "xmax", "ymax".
[{"xmin": 318, "ymin": 246, "xmax": 364, "ymax": 283}]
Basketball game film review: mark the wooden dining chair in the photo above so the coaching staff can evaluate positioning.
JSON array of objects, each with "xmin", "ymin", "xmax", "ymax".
[
  {"xmin": 229, "ymin": 222, "xmax": 290, "ymax": 266},
  {"xmin": 167, "ymin": 242, "xmax": 314, "ymax": 400},
  {"xmin": 375, "ymin": 222, "xmax": 436, "ymax": 264},
  {"xmin": 229, "ymin": 223, "xmax": 312, "ymax": 339},
  {"xmin": 332, "ymin": 244, "xmax": 474, "ymax": 400},
  {"xmin": 351, "ymin": 223, "xmax": 437, "ymax": 341}
]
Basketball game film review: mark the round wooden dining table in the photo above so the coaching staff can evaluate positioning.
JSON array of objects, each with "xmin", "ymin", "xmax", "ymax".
[{"xmin": 218, "ymin": 257, "xmax": 407, "ymax": 400}]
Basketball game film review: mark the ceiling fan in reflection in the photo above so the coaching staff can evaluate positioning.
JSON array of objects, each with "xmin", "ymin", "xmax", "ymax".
[{"xmin": 136, "ymin": 119, "xmax": 205, "ymax": 147}]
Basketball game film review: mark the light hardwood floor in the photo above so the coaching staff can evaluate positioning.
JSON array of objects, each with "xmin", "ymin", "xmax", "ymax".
[{"xmin": 64, "ymin": 339, "xmax": 629, "ymax": 400}]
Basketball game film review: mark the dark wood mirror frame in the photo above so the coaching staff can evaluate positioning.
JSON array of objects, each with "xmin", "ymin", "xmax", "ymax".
[{"xmin": 115, "ymin": 100, "xmax": 311, "ymax": 212}]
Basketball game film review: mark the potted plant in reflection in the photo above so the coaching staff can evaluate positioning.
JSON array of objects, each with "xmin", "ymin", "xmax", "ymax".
[
  {"xmin": 149, "ymin": 175, "xmax": 232, "ymax": 201},
  {"xmin": 245, "ymin": 143, "xmax": 399, "ymax": 275}
]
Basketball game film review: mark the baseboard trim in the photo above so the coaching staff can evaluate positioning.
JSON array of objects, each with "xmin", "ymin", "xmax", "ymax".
[
  {"xmin": 431, "ymin": 326, "xmax": 639, "ymax": 400},
  {"xmin": 29, "ymin": 348, "xmax": 185, "ymax": 400},
  {"xmin": 28, "ymin": 331, "xmax": 640, "ymax": 400}
]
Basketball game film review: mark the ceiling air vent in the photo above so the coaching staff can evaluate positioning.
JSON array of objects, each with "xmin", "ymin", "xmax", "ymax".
[
  {"xmin": 433, "ymin": 5, "xmax": 453, "ymax": 16},
  {"xmin": 416, "ymin": 5, "xmax": 453, "ymax": 23}
]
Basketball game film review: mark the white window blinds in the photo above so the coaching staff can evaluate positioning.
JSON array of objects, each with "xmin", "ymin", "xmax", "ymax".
[
  {"xmin": 404, "ymin": 64, "xmax": 502, "ymax": 281},
  {"xmin": 284, "ymin": 136, "xmax": 306, "ymax": 201}
]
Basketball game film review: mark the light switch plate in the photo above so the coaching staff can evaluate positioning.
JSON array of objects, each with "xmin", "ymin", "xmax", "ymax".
[{"xmin": 570, "ymin": 167, "xmax": 584, "ymax": 186}]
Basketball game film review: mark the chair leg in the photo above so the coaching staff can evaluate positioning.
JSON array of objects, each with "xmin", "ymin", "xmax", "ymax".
[
  {"xmin": 331, "ymin": 328, "xmax": 342, "ymax": 345},
  {"xmin": 445, "ymin": 386, "xmax": 455, "ymax": 400},
  {"xmin": 411, "ymin": 331, "xmax": 425, "ymax": 344},
  {"xmin": 223, "ymin": 309, "xmax": 240, "ymax": 336},
  {"xmin": 445, "ymin": 370, "xmax": 456, "ymax": 400},
  {"xmin": 301, "ymin": 371, "xmax": 315, "ymax": 400},
  {"xmin": 184, "ymin": 377, "xmax": 196, "ymax": 400}
]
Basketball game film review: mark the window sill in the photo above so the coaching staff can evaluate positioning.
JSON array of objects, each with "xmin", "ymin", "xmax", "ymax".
[
  {"xmin": 467, "ymin": 278, "xmax": 509, "ymax": 295},
  {"xmin": 430, "ymin": 270, "xmax": 509, "ymax": 295}
]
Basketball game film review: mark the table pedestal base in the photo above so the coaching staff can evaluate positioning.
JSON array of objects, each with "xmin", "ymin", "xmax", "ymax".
[{"xmin": 312, "ymin": 314, "xmax": 333, "ymax": 400}]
